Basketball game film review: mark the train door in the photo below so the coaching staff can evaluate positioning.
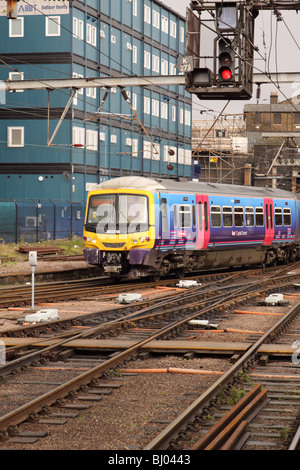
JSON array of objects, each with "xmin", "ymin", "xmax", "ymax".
[
  {"xmin": 263, "ymin": 198, "xmax": 274, "ymax": 245},
  {"xmin": 196, "ymin": 194, "xmax": 210, "ymax": 249},
  {"xmin": 159, "ymin": 194, "xmax": 169, "ymax": 243}
]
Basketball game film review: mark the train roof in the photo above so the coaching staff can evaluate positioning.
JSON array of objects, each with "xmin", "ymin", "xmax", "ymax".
[{"xmin": 95, "ymin": 177, "xmax": 298, "ymax": 200}]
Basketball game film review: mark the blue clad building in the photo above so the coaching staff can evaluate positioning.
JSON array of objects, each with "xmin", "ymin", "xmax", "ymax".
[{"xmin": 0, "ymin": 0, "xmax": 192, "ymax": 241}]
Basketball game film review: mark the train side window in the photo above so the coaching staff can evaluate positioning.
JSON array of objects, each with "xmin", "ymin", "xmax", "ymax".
[
  {"xmin": 198, "ymin": 202, "xmax": 203, "ymax": 231},
  {"xmin": 245, "ymin": 207, "xmax": 254, "ymax": 227},
  {"xmin": 275, "ymin": 208, "xmax": 282, "ymax": 226},
  {"xmin": 173, "ymin": 204, "xmax": 178, "ymax": 228},
  {"xmin": 265, "ymin": 205, "xmax": 269, "ymax": 229},
  {"xmin": 179, "ymin": 205, "xmax": 191, "ymax": 228},
  {"xmin": 160, "ymin": 198, "xmax": 168, "ymax": 233},
  {"xmin": 234, "ymin": 207, "xmax": 244, "ymax": 227},
  {"xmin": 223, "ymin": 206, "xmax": 233, "ymax": 227},
  {"xmin": 283, "ymin": 208, "xmax": 291, "ymax": 225},
  {"xmin": 211, "ymin": 205, "xmax": 221, "ymax": 227},
  {"xmin": 192, "ymin": 205, "xmax": 196, "ymax": 228},
  {"xmin": 255, "ymin": 207, "xmax": 264, "ymax": 226},
  {"xmin": 204, "ymin": 201, "xmax": 208, "ymax": 231}
]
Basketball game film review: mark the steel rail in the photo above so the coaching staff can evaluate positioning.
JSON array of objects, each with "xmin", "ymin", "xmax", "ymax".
[
  {"xmin": 0, "ymin": 266, "xmax": 299, "ymax": 437},
  {"xmin": 144, "ymin": 299, "xmax": 300, "ymax": 450}
]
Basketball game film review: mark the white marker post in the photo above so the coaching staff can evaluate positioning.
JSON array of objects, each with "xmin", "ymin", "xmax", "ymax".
[{"xmin": 29, "ymin": 251, "xmax": 37, "ymax": 311}]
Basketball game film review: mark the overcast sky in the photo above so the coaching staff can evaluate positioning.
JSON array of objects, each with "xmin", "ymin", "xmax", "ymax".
[{"xmin": 162, "ymin": 0, "xmax": 300, "ymax": 120}]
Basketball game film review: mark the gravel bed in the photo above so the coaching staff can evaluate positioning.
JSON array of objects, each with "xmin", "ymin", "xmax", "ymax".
[{"xmin": 0, "ymin": 260, "xmax": 299, "ymax": 450}]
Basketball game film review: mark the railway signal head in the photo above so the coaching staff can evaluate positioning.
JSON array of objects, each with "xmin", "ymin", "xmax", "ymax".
[{"xmin": 218, "ymin": 37, "xmax": 235, "ymax": 84}]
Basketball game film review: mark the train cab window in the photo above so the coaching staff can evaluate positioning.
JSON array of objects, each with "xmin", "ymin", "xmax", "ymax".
[
  {"xmin": 283, "ymin": 208, "xmax": 291, "ymax": 226},
  {"xmin": 234, "ymin": 207, "xmax": 244, "ymax": 227},
  {"xmin": 223, "ymin": 206, "xmax": 233, "ymax": 227},
  {"xmin": 210, "ymin": 205, "xmax": 221, "ymax": 227},
  {"xmin": 173, "ymin": 204, "xmax": 178, "ymax": 228},
  {"xmin": 179, "ymin": 205, "xmax": 191, "ymax": 228},
  {"xmin": 245, "ymin": 207, "xmax": 254, "ymax": 227},
  {"xmin": 255, "ymin": 207, "xmax": 264, "ymax": 227},
  {"xmin": 275, "ymin": 208, "xmax": 282, "ymax": 226}
]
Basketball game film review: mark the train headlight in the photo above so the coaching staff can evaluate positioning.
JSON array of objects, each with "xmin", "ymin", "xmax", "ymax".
[
  {"xmin": 139, "ymin": 237, "xmax": 145, "ymax": 243},
  {"xmin": 132, "ymin": 238, "xmax": 138, "ymax": 244},
  {"xmin": 92, "ymin": 239, "xmax": 97, "ymax": 244}
]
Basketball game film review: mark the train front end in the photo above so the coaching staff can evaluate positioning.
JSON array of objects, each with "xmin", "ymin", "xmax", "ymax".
[{"xmin": 83, "ymin": 185, "xmax": 155, "ymax": 278}]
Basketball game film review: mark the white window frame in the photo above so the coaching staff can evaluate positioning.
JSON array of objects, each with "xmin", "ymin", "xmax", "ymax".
[
  {"xmin": 180, "ymin": 108, "xmax": 184, "ymax": 124},
  {"xmin": 86, "ymin": 24, "xmax": 92, "ymax": 44},
  {"xmin": 46, "ymin": 16, "xmax": 61, "ymax": 37},
  {"xmin": 132, "ymin": 92, "xmax": 137, "ymax": 110},
  {"xmin": 86, "ymin": 130, "xmax": 98, "ymax": 151},
  {"xmin": 161, "ymin": 16, "xmax": 168, "ymax": 34},
  {"xmin": 153, "ymin": 10, "xmax": 160, "ymax": 29},
  {"xmin": 144, "ymin": 96, "xmax": 150, "ymax": 114},
  {"xmin": 180, "ymin": 26, "xmax": 185, "ymax": 43},
  {"xmin": 73, "ymin": 17, "xmax": 78, "ymax": 38},
  {"xmin": 185, "ymin": 110, "xmax": 191, "ymax": 126},
  {"xmin": 111, "ymin": 134, "xmax": 117, "ymax": 144},
  {"xmin": 132, "ymin": 138, "xmax": 138, "ymax": 157},
  {"xmin": 161, "ymin": 102, "xmax": 168, "ymax": 120},
  {"xmin": 9, "ymin": 17, "xmax": 24, "ymax": 37},
  {"xmin": 133, "ymin": 0, "xmax": 137, "ymax": 16},
  {"xmin": 152, "ymin": 55, "xmax": 159, "ymax": 73},
  {"xmin": 185, "ymin": 149, "xmax": 192, "ymax": 165},
  {"xmin": 161, "ymin": 59, "xmax": 168, "ymax": 76},
  {"xmin": 144, "ymin": 51, "xmax": 151, "ymax": 69},
  {"xmin": 9, "ymin": 71, "xmax": 24, "ymax": 92},
  {"xmin": 133, "ymin": 45, "xmax": 137, "ymax": 64},
  {"xmin": 7, "ymin": 127, "xmax": 24, "ymax": 147},
  {"xmin": 152, "ymin": 99, "xmax": 159, "ymax": 117},
  {"xmin": 170, "ymin": 20, "xmax": 177, "ymax": 38},
  {"xmin": 172, "ymin": 105, "xmax": 176, "ymax": 122},
  {"xmin": 78, "ymin": 20, "xmax": 84, "ymax": 40},
  {"xmin": 144, "ymin": 5, "xmax": 151, "ymax": 24},
  {"xmin": 72, "ymin": 127, "xmax": 85, "ymax": 147}
]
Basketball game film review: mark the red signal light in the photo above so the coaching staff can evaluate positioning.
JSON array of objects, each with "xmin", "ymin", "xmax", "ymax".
[{"xmin": 220, "ymin": 68, "xmax": 232, "ymax": 80}]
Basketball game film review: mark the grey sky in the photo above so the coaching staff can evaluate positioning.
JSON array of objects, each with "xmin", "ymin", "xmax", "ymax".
[{"xmin": 162, "ymin": 0, "xmax": 300, "ymax": 120}]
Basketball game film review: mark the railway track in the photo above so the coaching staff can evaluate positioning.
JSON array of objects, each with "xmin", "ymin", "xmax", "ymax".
[{"xmin": 0, "ymin": 264, "xmax": 299, "ymax": 450}]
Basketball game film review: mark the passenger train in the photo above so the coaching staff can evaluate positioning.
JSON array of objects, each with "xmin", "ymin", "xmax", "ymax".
[{"xmin": 83, "ymin": 176, "xmax": 300, "ymax": 280}]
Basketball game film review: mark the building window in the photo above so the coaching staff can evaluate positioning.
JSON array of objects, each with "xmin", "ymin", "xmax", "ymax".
[
  {"xmin": 46, "ymin": 16, "xmax": 61, "ymax": 36},
  {"xmin": 86, "ymin": 130, "xmax": 98, "ymax": 151},
  {"xmin": 144, "ymin": 96, "xmax": 150, "ymax": 114},
  {"xmin": 144, "ymin": 5, "xmax": 151, "ymax": 24},
  {"xmin": 161, "ymin": 102, "xmax": 168, "ymax": 119},
  {"xmin": 9, "ymin": 72, "xmax": 24, "ymax": 92},
  {"xmin": 73, "ymin": 127, "xmax": 85, "ymax": 147},
  {"xmin": 87, "ymin": 24, "xmax": 97, "ymax": 46},
  {"xmin": 144, "ymin": 51, "xmax": 151, "ymax": 69},
  {"xmin": 133, "ymin": 0, "xmax": 137, "ymax": 16},
  {"xmin": 161, "ymin": 16, "xmax": 168, "ymax": 33},
  {"xmin": 7, "ymin": 127, "xmax": 24, "ymax": 147},
  {"xmin": 133, "ymin": 45, "xmax": 137, "ymax": 64},
  {"xmin": 161, "ymin": 59, "xmax": 168, "ymax": 75},
  {"xmin": 273, "ymin": 113, "xmax": 281, "ymax": 125},
  {"xmin": 152, "ymin": 99, "xmax": 159, "ymax": 117},
  {"xmin": 170, "ymin": 20, "xmax": 177, "ymax": 38},
  {"xmin": 185, "ymin": 110, "xmax": 191, "ymax": 126},
  {"xmin": 172, "ymin": 106, "xmax": 176, "ymax": 122},
  {"xmin": 294, "ymin": 113, "xmax": 300, "ymax": 125},
  {"xmin": 152, "ymin": 55, "xmax": 159, "ymax": 73},
  {"xmin": 153, "ymin": 10, "xmax": 160, "ymax": 29},
  {"xmin": 180, "ymin": 26, "xmax": 185, "ymax": 43},
  {"xmin": 9, "ymin": 17, "xmax": 24, "ymax": 37}
]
